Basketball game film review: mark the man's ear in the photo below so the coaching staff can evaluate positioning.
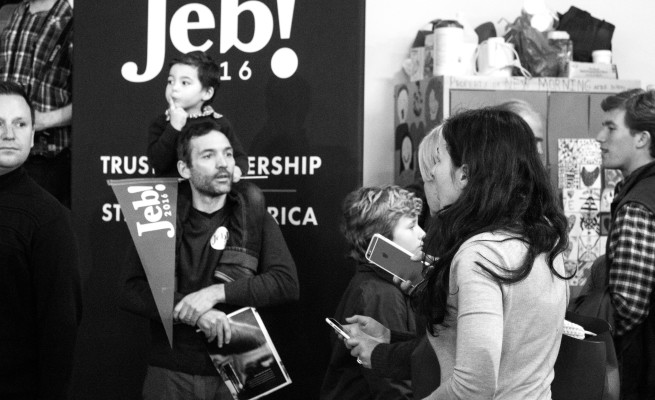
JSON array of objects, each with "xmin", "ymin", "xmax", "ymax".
[
  {"xmin": 636, "ymin": 130, "xmax": 652, "ymax": 150},
  {"xmin": 177, "ymin": 160, "xmax": 191, "ymax": 179}
]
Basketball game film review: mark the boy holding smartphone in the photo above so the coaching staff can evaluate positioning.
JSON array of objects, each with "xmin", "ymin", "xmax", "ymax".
[{"xmin": 320, "ymin": 185, "xmax": 424, "ymax": 400}]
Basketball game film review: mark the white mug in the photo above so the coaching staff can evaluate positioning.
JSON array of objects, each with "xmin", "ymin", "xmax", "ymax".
[
  {"xmin": 592, "ymin": 50, "xmax": 612, "ymax": 64},
  {"xmin": 458, "ymin": 43, "xmax": 478, "ymax": 76},
  {"xmin": 477, "ymin": 37, "xmax": 515, "ymax": 77}
]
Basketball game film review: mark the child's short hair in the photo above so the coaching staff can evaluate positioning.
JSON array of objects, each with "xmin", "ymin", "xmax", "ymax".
[
  {"xmin": 341, "ymin": 185, "xmax": 422, "ymax": 263},
  {"xmin": 170, "ymin": 51, "xmax": 221, "ymax": 106},
  {"xmin": 177, "ymin": 120, "xmax": 223, "ymax": 166}
]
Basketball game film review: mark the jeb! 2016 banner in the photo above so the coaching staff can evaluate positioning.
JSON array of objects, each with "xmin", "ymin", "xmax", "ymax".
[{"xmin": 71, "ymin": 1, "xmax": 364, "ymax": 399}]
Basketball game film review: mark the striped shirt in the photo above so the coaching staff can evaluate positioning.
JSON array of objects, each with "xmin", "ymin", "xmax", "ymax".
[
  {"xmin": 0, "ymin": 0, "xmax": 72, "ymax": 155},
  {"xmin": 608, "ymin": 200, "xmax": 655, "ymax": 337}
]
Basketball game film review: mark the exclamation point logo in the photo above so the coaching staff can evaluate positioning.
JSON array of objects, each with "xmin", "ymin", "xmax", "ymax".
[{"xmin": 270, "ymin": 0, "xmax": 297, "ymax": 79}]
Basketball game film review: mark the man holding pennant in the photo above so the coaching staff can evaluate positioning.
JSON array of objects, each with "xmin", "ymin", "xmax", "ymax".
[{"xmin": 120, "ymin": 120, "xmax": 299, "ymax": 399}]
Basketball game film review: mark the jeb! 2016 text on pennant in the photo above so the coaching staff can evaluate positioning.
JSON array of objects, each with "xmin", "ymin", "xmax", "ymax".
[{"xmin": 108, "ymin": 177, "xmax": 179, "ymax": 347}]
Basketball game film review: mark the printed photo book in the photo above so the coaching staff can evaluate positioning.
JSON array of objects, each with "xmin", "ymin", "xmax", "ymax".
[{"xmin": 206, "ymin": 307, "xmax": 291, "ymax": 400}]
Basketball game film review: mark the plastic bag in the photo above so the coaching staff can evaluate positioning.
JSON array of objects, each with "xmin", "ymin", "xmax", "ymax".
[{"xmin": 504, "ymin": 12, "xmax": 559, "ymax": 77}]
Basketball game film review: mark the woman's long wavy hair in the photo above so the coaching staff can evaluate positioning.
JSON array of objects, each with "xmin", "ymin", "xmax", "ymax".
[{"xmin": 415, "ymin": 107, "xmax": 570, "ymax": 334}]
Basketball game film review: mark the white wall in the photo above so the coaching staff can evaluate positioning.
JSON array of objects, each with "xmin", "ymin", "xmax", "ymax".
[{"xmin": 364, "ymin": 0, "xmax": 655, "ymax": 185}]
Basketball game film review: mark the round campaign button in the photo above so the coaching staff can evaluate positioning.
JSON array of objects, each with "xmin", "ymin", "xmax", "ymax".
[{"xmin": 210, "ymin": 226, "xmax": 229, "ymax": 250}]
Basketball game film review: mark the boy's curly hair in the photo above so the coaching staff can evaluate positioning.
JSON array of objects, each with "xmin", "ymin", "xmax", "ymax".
[{"xmin": 341, "ymin": 185, "xmax": 422, "ymax": 263}]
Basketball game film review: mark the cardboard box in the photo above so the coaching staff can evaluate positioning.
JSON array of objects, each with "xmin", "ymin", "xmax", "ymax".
[{"xmin": 566, "ymin": 61, "xmax": 618, "ymax": 79}]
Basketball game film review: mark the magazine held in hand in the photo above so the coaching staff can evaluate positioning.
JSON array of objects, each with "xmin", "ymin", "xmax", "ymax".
[{"xmin": 206, "ymin": 307, "xmax": 291, "ymax": 400}]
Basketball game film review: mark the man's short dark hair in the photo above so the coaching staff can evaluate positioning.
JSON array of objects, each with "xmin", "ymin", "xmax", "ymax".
[
  {"xmin": 600, "ymin": 88, "xmax": 645, "ymax": 113},
  {"xmin": 177, "ymin": 120, "xmax": 224, "ymax": 166},
  {"xmin": 169, "ymin": 51, "xmax": 221, "ymax": 107},
  {"xmin": 0, "ymin": 80, "xmax": 34, "ymax": 122},
  {"xmin": 625, "ymin": 90, "xmax": 655, "ymax": 158}
]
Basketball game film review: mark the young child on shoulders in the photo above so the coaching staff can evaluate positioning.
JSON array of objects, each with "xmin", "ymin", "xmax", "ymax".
[
  {"xmin": 148, "ymin": 51, "xmax": 266, "ymax": 281},
  {"xmin": 147, "ymin": 50, "xmax": 247, "ymax": 179}
]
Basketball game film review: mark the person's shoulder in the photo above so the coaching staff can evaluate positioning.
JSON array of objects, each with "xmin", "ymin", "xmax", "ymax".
[
  {"xmin": 342, "ymin": 268, "xmax": 405, "ymax": 309},
  {"xmin": 233, "ymin": 180, "xmax": 264, "ymax": 199},
  {"xmin": 230, "ymin": 181, "xmax": 266, "ymax": 216},
  {"xmin": 457, "ymin": 231, "xmax": 521, "ymax": 254},
  {"xmin": 616, "ymin": 201, "xmax": 655, "ymax": 225},
  {"xmin": 211, "ymin": 113, "xmax": 233, "ymax": 132},
  {"xmin": 354, "ymin": 268, "xmax": 403, "ymax": 297},
  {"xmin": 8, "ymin": 175, "xmax": 70, "ymax": 226},
  {"xmin": 360, "ymin": 279, "xmax": 403, "ymax": 301},
  {"xmin": 204, "ymin": 107, "xmax": 233, "ymax": 129},
  {"xmin": 28, "ymin": 180, "xmax": 70, "ymax": 220},
  {"xmin": 453, "ymin": 232, "xmax": 525, "ymax": 273}
]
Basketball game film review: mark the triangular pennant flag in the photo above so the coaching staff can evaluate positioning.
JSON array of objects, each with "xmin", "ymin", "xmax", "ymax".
[{"xmin": 108, "ymin": 177, "xmax": 178, "ymax": 347}]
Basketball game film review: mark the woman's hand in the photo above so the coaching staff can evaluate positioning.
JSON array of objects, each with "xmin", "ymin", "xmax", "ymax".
[
  {"xmin": 345, "ymin": 334, "xmax": 380, "ymax": 369},
  {"xmin": 344, "ymin": 315, "xmax": 390, "ymax": 343},
  {"xmin": 341, "ymin": 315, "xmax": 390, "ymax": 369}
]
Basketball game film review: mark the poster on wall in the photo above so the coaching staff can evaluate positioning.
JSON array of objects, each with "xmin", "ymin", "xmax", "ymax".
[
  {"xmin": 393, "ymin": 77, "xmax": 442, "ymax": 186},
  {"xmin": 558, "ymin": 138, "xmax": 617, "ymax": 287},
  {"xmin": 558, "ymin": 138, "xmax": 602, "ymax": 190},
  {"xmin": 72, "ymin": 1, "xmax": 364, "ymax": 399}
]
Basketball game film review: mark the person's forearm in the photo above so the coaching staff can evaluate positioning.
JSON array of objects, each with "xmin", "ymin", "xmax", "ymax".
[
  {"xmin": 224, "ymin": 262, "xmax": 299, "ymax": 306},
  {"xmin": 390, "ymin": 329, "xmax": 415, "ymax": 343},
  {"xmin": 204, "ymin": 284, "xmax": 226, "ymax": 304},
  {"xmin": 369, "ymin": 339, "xmax": 417, "ymax": 380},
  {"xmin": 34, "ymin": 104, "xmax": 72, "ymax": 131},
  {"xmin": 148, "ymin": 118, "xmax": 180, "ymax": 175},
  {"xmin": 224, "ymin": 214, "xmax": 299, "ymax": 306},
  {"xmin": 120, "ymin": 246, "xmax": 184, "ymax": 320}
]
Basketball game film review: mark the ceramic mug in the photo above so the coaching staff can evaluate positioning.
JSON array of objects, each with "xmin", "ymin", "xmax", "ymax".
[{"xmin": 477, "ymin": 37, "xmax": 515, "ymax": 77}]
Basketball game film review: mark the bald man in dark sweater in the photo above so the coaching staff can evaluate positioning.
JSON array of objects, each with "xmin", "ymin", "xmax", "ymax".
[{"xmin": 0, "ymin": 81, "xmax": 82, "ymax": 400}]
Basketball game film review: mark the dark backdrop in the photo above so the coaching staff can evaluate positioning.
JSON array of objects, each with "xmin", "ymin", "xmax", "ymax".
[{"xmin": 70, "ymin": 1, "xmax": 364, "ymax": 398}]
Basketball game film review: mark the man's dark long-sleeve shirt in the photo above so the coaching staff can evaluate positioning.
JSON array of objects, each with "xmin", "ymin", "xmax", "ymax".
[
  {"xmin": 0, "ymin": 168, "xmax": 82, "ymax": 399},
  {"xmin": 121, "ymin": 196, "xmax": 298, "ymax": 375}
]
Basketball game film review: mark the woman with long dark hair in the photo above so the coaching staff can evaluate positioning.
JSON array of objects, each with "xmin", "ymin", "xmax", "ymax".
[{"xmin": 346, "ymin": 107, "xmax": 571, "ymax": 399}]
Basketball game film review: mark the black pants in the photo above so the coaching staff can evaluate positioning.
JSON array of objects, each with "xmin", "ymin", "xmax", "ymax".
[
  {"xmin": 616, "ymin": 312, "xmax": 655, "ymax": 400},
  {"xmin": 24, "ymin": 148, "xmax": 71, "ymax": 208}
]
